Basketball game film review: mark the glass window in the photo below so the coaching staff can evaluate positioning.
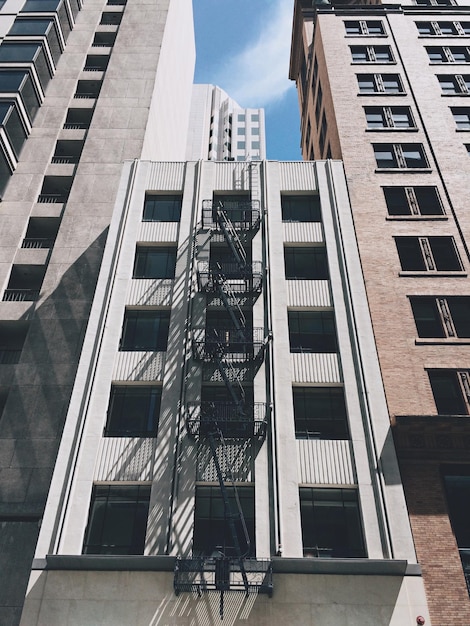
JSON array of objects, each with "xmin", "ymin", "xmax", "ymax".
[
  {"xmin": 237, "ymin": 127, "xmax": 245, "ymax": 135},
  {"xmin": 410, "ymin": 297, "xmax": 446, "ymax": 337},
  {"xmin": 133, "ymin": 247, "xmax": 176, "ymax": 279},
  {"xmin": 284, "ymin": 247, "xmax": 329, "ymax": 279},
  {"xmin": 452, "ymin": 108, "xmax": 470, "ymax": 129},
  {"xmin": 402, "ymin": 144, "xmax": 427, "ymax": 167},
  {"xmin": 120, "ymin": 310, "xmax": 170, "ymax": 351},
  {"xmin": 9, "ymin": 18, "xmax": 61, "ymax": 64},
  {"xmin": 237, "ymin": 114, "xmax": 245, "ymax": 122},
  {"xmin": 396, "ymin": 237, "xmax": 462, "ymax": 271},
  {"xmin": 288, "ymin": 310, "xmax": 337, "ymax": 353},
  {"xmin": 374, "ymin": 145, "xmax": 398, "ymax": 168},
  {"xmin": 0, "ymin": 102, "xmax": 27, "ymax": 158},
  {"xmin": 252, "ymin": 127, "xmax": 259, "ymax": 135},
  {"xmin": 293, "ymin": 387, "xmax": 349, "ymax": 439},
  {"xmin": 251, "ymin": 114, "xmax": 259, "ymax": 122},
  {"xmin": 357, "ymin": 74, "xmax": 376, "ymax": 93},
  {"xmin": 82, "ymin": 485, "xmax": 150, "ymax": 554},
  {"xmin": 281, "ymin": 195, "xmax": 321, "ymax": 222},
  {"xmin": 429, "ymin": 371, "xmax": 468, "ymax": 414},
  {"xmin": 447, "ymin": 297, "xmax": 470, "ymax": 337},
  {"xmin": 105, "ymin": 385, "xmax": 161, "ymax": 437},
  {"xmin": 396, "ymin": 237, "xmax": 427, "ymax": 271},
  {"xmin": 438, "ymin": 76, "xmax": 460, "ymax": 93},
  {"xmin": 384, "ymin": 187, "xmax": 443, "ymax": 216},
  {"xmin": 427, "ymin": 47, "xmax": 447, "ymax": 62},
  {"xmin": 382, "ymin": 74, "xmax": 403, "ymax": 93},
  {"xmin": 193, "ymin": 485, "xmax": 255, "ymax": 557},
  {"xmin": 143, "ymin": 194, "xmax": 182, "ymax": 221},
  {"xmin": 299, "ymin": 488, "xmax": 365, "ymax": 558},
  {"xmin": 237, "ymin": 141, "xmax": 245, "ymax": 149}
]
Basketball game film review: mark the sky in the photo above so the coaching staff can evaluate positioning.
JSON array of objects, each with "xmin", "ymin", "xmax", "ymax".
[{"xmin": 192, "ymin": 0, "xmax": 302, "ymax": 161}]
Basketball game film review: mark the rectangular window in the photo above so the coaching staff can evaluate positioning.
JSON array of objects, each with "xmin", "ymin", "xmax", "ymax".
[
  {"xmin": 237, "ymin": 127, "xmax": 245, "ymax": 135},
  {"xmin": 293, "ymin": 387, "xmax": 349, "ymax": 439},
  {"xmin": 252, "ymin": 127, "xmax": 259, "ymax": 135},
  {"xmin": 193, "ymin": 485, "xmax": 255, "ymax": 557},
  {"xmin": 104, "ymin": 385, "xmax": 161, "ymax": 436},
  {"xmin": 82, "ymin": 485, "xmax": 150, "ymax": 554},
  {"xmin": 251, "ymin": 114, "xmax": 259, "ymax": 122},
  {"xmin": 299, "ymin": 488, "xmax": 366, "ymax": 558},
  {"xmin": 237, "ymin": 114, "xmax": 245, "ymax": 122},
  {"xmin": 415, "ymin": 0, "xmax": 454, "ymax": 5},
  {"xmin": 357, "ymin": 73, "xmax": 404, "ymax": 94},
  {"xmin": 284, "ymin": 247, "xmax": 329, "ymax": 279},
  {"xmin": 429, "ymin": 371, "xmax": 470, "ymax": 414},
  {"xmin": 143, "ymin": 194, "xmax": 181, "ymax": 221},
  {"xmin": 411, "ymin": 296, "xmax": 470, "ymax": 338},
  {"xmin": 365, "ymin": 106, "xmax": 415, "ymax": 129},
  {"xmin": 417, "ymin": 21, "xmax": 461, "ymax": 36},
  {"xmin": 427, "ymin": 46, "xmax": 470, "ymax": 63},
  {"xmin": 452, "ymin": 107, "xmax": 470, "ymax": 129},
  {"xmin": 288, "ymin": 310, "xmax": 337, "ymax": 353},
  {"xmin": 133, "ymin": 246, "xmax": 176, "ymax": 279},
  {"xmin": 319, "ymin": 112, "xmax": 327, "ymax": 155},
  {"xmin": 120, "ymin": 310, "xmax": 170, "ymax": 351},
  {"xmin": 345, "ymin": 20, "xmax": 385, "ymax": 35},
  {"xmin": 437, "ymin": 75, "xmax": 470, "ymax": 94},
  {"xmin": 395, "ymin": 236, "xmax": 462, "ymax": 271},
  {"xmin": 383, "ymin": 186, "xmax": 444, "ymax": 216},
  {"xmin": 374, "ymin": 143, "xmax": 428, "ymax": 169},
  {"xmin": 443, "ymin": 472, "xmax": 470, "ymax": 595},
  {"xmin": 281, "ymin": 195, "xmax": 321, "ymax": 222},
  {"xmin": 237, "ymin": 141, "xmax": 245, "ymax": 149},
  {"xmin": 251, "ymin": 141, "xmax": 260, "ymax": 149},
  {"xmin": 351, "ymin": 45, "xmax": 393, "ymax": 63}
]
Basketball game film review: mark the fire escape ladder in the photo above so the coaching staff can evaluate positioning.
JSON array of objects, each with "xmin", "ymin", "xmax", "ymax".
[
  {"xmin": 216, "ymin": 207, "xmax": 247, "ymax": 268},
  {"xmin": 214, "ymin": 355, "xmax": 246, "ymax": 412}
]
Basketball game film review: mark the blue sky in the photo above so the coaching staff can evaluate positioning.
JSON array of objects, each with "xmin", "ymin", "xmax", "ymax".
[{"xmin": 192, "ymin": 0, "xmax": 302, "ymax": 161}]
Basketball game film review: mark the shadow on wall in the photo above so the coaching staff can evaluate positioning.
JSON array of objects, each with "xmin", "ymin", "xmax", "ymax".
[
  {"xmin": 21, "ymin": 568, "xmax": 407, "ymax": 626},
  {"xmin": 0, "ymin": 229, "xmax": 108, "ymax": 626}
]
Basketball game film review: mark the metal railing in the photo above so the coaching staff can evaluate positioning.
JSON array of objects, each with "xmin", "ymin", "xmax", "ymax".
[
  {"xmin": 185, "ymin": 402, "xmax": 268, "ymax": 439},
  {"xmin": 22, "ymin": 238, "xmax": 53, "ymax": 249},
  {"xmin": 192, "ymin": 327, "xmax": 265, "ymax": 362},
  {"xmin": 51, "ymin": 156, "xmax": 79, "ymax": 164},
  {"xmin": 197, "ymin": 261, "xmax": 263, "ymax": 293},
  {"xmin": 3, "ymin": 289, "xmax": 40, "ymax": 302},
  {"xmin": 37, "ymin": 194, "xmax": 67, "ymax": 204},
  {"xmin": 63, "ymin": 123, "xmax": 88, "ymax": 129},
  {"xmin": 202, "ymin": 200, "xmax": 261, "ymax": 230}
]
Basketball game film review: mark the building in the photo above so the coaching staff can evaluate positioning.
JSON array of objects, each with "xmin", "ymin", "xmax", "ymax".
[
  {"xmin": 290, "ymin": 0, "xmax": 470, "ymax": 624},
  {"xmin": 18, "ymin": 158, "xmax": 429, "ymax": 625},
  {"xmin": 0, "ymin": 0, "xmax": 195, "ymax": 623},
  {"xmin": 186, "ymin": 84, "xmax": 266, "ymax": 162}
]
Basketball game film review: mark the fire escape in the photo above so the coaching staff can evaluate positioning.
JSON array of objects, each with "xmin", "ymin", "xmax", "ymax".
[{"xmin": 174, "ymin": 197, "xmax": 273, "ymax": 607}]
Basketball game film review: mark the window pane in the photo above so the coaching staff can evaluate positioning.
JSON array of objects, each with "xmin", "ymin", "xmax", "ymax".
[
  {"xmin": 382, "ymin": 75, "xmax": 402, "ymax": 93},
  {"xmin": 427, "ymin": 47, "xmax": 446, "ymax": 62},
  {"xmin": 365, "ymin": 108, "xmax": 385, "ymax": 128},
  {"xmin": 374, "ymin": 47, "xmax": 392, "ymax": 62},
  {"xmin": 288, "ymin": 311, "xmax": 337, "ymax": 353},
  {"xmin": 351, "ymin": 46, "xmax": 368, "ymax": 62},
  {"xmin": 444, "ymin": 475, "xmax": 470, "ymax": 547},
  {"xmin": 357, "ymin": 75, "xmax": 376, "ymax": 93},
  {"xmin": 447, "ymin": 297, "xmax": 470, "ymax": 337},
  {"xmin": 415, "ymin": 187, "xmax": 443, "ymax": 215},
  {"xmin": 120, "ymin": 310, "xmax": 170, "ymax": 351},
  {"xmin": 410, "ymin": 297, "xmax": 445, "ymax": 337},
  {"xmin": 284, "ymin": 247, "xmax": 329, "ymax": 279},
  {"xmin": 345, "ymin": 21, "xmax": 362, "ymax": 35},
  {"xmin": 374, "ymin": 145, "xmax": 398, "ymax": 168},
  {"xmin": 395, "ymin": 237, "xmax": 426, "ymax": 271},
  {"xmin": 402, "ymin": 144, "xmax": 427, "ymax": 168},
  {"xmin": 143, "ymin": 195, "xmax": 182, "ymax": 221},
  {"xmin": 392, "ymin": 108, "xmax": 413, "ymax": 128},
  {"xmin": 429, "ymin": 371, "xmax": 467, "ymax": 414},
  {"xmin": 438, "ymin": 76, "xmax": 458, "ymax": 93},
  {"xmin": 105, "ymin": 386, "xmax": 161, "ymax": 436},
  {"xmin": 293, "ymin": 387, "xmax": 349, "ymax": 439},
  {"xmin": 133, "ymin": 247, "xmax": 176, "ymax": 279},
  {"xmin": 429, "ymin": 237, "xmax": 461, "ymax": 271},
  {"xmin": 383, "ymin": 187, "xmax": 411, "ymax": 215}
]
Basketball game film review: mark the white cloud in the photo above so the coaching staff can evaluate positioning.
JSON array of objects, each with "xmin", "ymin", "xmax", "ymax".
[{"xmin": 214, "ymin": 0, "xmax": 295, "ymax": 107}]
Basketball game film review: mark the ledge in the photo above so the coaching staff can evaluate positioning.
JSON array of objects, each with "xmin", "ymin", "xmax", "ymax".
[{"xmin": 37, "ymin": 555, "xmax": 421, "ymax": 577}]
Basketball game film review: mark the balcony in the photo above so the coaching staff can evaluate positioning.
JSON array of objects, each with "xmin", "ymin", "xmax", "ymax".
[
  {"xmin": 2, "ymin": 265, "xmax": 45, "ymax": 302},
  {"xmin": 192, "ymin": 327, "xmax": 265, "ymax": 362},
  {"xmin": 197, "ymin": 261, "xmax": 263, "ymax": 294},
  {"xmin": 22, "ymin": 217, "xmax": 59, "ymax": 249},
  {"xmin": 202, "ymin": 199, "xmax": 261, "ymax": 231},
  {"xmin": 185, "ymin": 402, "xmax": 268, "ymax": 440},
  {"xmin": 83, "ymin": 54, "xmax": 109, "ymax": 72},
  {"xmin": 74, "ymin": 79, "xmax": 101, "ymax": 99},
  {"xmin": 92, "ymin": 30, "xmax": 116, "ymax": 47},
  {"xmin": 63, "ymin": 108, "xmax": 93, "ymax": 130},
  {"xmin": 51, "ymin": 139, "xmax": 83, "ymax": 164},
  {"xmin": 174, "ymin": 557, "xmax": 273, "ymax": 596},
  {"xmin": 37, "ymin": 175, "xmax": 72, "ymax": 203}
]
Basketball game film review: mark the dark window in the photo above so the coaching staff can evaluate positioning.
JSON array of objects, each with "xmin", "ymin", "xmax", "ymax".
[
  {"xmin": 193, "ymin": 485, "xmax": 255, "ymax": 557},
  {"xmin": 396, "ymin": 237, "xmax": 462, "ymax": 271},
  {"xmin": 345, "ymin": 20, "xmax": 385, "ymax": 35},
  {"xmin": 438, "ymin": 75, "xmax": 470, "ymax": 94},
  {"xmin": 429, "ymin": 371, "xmax": 469, "ymax": 414},
  {"xmin": 443, "ymin": 473, "xmax": 470, "ymax": 590},
  {"xmin": 351, "ymin": 45, "xmax": 393, "ymax": 63},
  {"xmin": 133, "ymin": 247, "xmax": 176, "ymax": 279},
  {"xmin": 288, "ymin": 311, "xmax": 337, "ymax": 353},
  {"xmin": 383, "ymin": 186, "xmax": 443, "ymax": 216},
  {"xmin": 299, "ymin": 488, "xmax": 366, "ymax": 558},
  {"xmin": 82, "ymin": 485, "xmax": 150, "ymax": 554},
  {"xmin": 452, "ymin": 107, "xmax": 470, "ymax": 129},
  {"xmin": 9, "ymin": 18, "xmax": 61, "ymax": 64},
  {"xmin": 0, "ymin": 102, "xmax": 27, "ymax": 159},
  {"xmin": 284, "ymin": 247, "xmax": 329, "ymax": 280},
  {"xmin": 143, "ymin": 194, "xmax": 182, "ymax": 221},
  {"xmin": 104, "ymin": 385, "xmax": 161, "ymax": 437},
  {"xmin": 0, "ymin": 42, "xmax": 52, "ymax": 90},
  {"xmin": 293, "ymin": 387, "xmax": 349, "ymax": 439},
  {"xmin": 281, "ymin": 196, "xmax": 321, "ymax": 222},
  {"xmin": 411, "ymin": 296, "xmax": 470, "ymax": 338},
  {"xmin": 100, "ymin": 12, "xmax": 122, "ymax": 25},
  {"xmin": 365, "ymin": 106, "xmax": 415, "ymax": 129},
  {"xmin": 427, "ymin": 46, "xmax": 470, "ymax": 63},
  {"xmin": 374, "ymin": 144, "xmax": 428, "ymax": 169},
  {"xmin": 120, "ymin": 310, "xmax": 170, "ymax": 351}
]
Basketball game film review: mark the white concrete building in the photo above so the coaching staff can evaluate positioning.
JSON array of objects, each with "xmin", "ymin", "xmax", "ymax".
[
  {"xmin": 186, "ymin": 84, "xmax": 266, "ymax": 162},
  {"xmin": 19, "ymin": 159, "xmax": 429, "ymax": 626}
]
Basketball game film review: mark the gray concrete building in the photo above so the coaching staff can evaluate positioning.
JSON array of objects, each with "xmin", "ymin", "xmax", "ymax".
[
  {"xmin": 0, "ymin": 0, "xmax": 195, "ymax": 624},
  {"xmin": 18, "ymin": 159, "xmax": 429, "ymax": 625},
  {"xmin": 289, "ymin": 0, "xmax": 470, "ymax": 624}
]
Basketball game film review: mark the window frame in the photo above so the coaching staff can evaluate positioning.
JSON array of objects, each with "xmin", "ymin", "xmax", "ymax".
[
  {"xmin": 395, "ymin": 236, "xmax": 463, "ymax": 272},
  {"xmin": 284, "ymin": 246, "xmax": 329, "ymax": 280},
  {"xmin": 288, "ymin": 310, "xmax": 338, "ymax": 353},
  {"xmin": 383, "ymin": 186, "xmax": 445, "ymax": 217},
  {"xmin": 373, "ymin": 143, "xmax": 429, "ymax": 170},
  {"xmin": 104, "ymin": 384, "xmax": 162, "ymax": 437},
  {"xmin": 365, "ymin": 105, "xmax": 416, "ymax": 130},
  {"xmin": 357, "ymin": 73, "xmax": 404, "ymax": 94},
  {"xmin": 281, "ymin": 195, "xmax": 322, "ymax": 222},
  {"xmin": 351, "ymin": 45, "xmax": 394, "ymax": 64},
  {"xmin": 293, "ymin": 387, "xmax": 350, "ymax": 440},
  {"xmin": 120, "ymin": 309, "xmax": 170, "ymax": 352},
  {"xmin": 452, "ymin": 107, "xmax": 470, "ymax": 129},
  {"xmin": 410, "ymin": 296, "xmax": 470, "ymax": 339},
  {"xmin": 142, "ymin": 194, "xmax": 182, "ymax": 222},
  {"xmin": 344, "ymin": 20, "xmax": 386, "ymax": 36},
  {"xmin": 427, "ymin": 46, "xmax": 470, "ymax": 63},
  {"xmin": 428, "ymin": 370, "xmax": 470, "ymax": 415}
]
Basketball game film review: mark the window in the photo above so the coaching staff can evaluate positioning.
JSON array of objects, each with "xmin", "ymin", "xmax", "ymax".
[
  {"xmin": 415, "ymin": 0, "xmax": 454, "ymax": 5},
  {"xmin": 452, "ymin": 107, "xmax": 470, "ymax": 129},
  {"xmin": 299, "ymin": 488, "xmax": 365, "ymax": 558},
  {"xmin": 417, "ymin": 21, "xmax": 461, "ymax": 36},
  {"xmin": 252, "ymin": 127, "xmax": 259, "ymax": 135},
  {"xmin": 383, "ymin": 186, "xmax": 444, "ymax": 216},
  {"xmin": 395, "ymin": 236, "xmax": 462, "ymax": 272},
  {"xmin": 351, "ymin": 45, "xmax": 393, "ymax": 63},
  {"xmin": 410, "ymin": 296, "xmax": 470, "ymax": 338},
  {"xmin": 251, "ymin": 114, "xmax": 259, "ymax": 122},
  {"xmin": 282, "ymin": 195, "xmax": 321, "ymax": 222},
  {"xmin": 293, "ymin": 387, "xmax": 349, "ymax": 439},
  {"xmin": 427, "ymin": 46, "xmax": 470, "ymax": 63},
  {"xmin": 143, "ymin": 194, "xmax": 181, "ymax": 221},
  {"xmin": 193, "ymin": 485, "xmax": 255, "ymax": 557},
  {"xmin": 438, "ymin": 75, "xmax": 470, "ymax": 94},
  {"xmin": 237, "ymin": 114, "xmax": 245, "ymax": 122},
  {"xmin": 429, "ymin": 371, "xmax": 470, "ymax": 414},
  {"xmin": 82, "ymin": 485, "xmax": 150, "ymax": 554},
  {"xmin": 133, "ymin": 247, "xmax": 176, "ymax": 279},
  {"xmin": 373, "ymin": 143, "xmax": 428, "ymax": 169},
  {"xmin": 319, "ymin": 112, "xmax": 327, "ymax": 155},
  {"xmin": 104, "ymin": 385, "xmax": 161, "ymax": 437},
  {"xmin": 237, "ymin": 141, "xmax": 245, "ymax": 149},
  {"xmin": 315, "ymin": 83, "xmax": 323, "ymax": 125},
  {"xmin": 345, "ymin": 20, "xmax": 385, "ymax": 36},
  {"xmin": 365, "ymin": 106, "xmax": 415, "ymax": 129},
  {"xmin": 357, "ymin": 73, "xmax": 404, "ymax": 94},
  {"xmin": 288, "ymin": 311, "xmax": 337, "ymax": 353},
  {"xmin": 237, "ymin": 128, "xmax": 245, "ymax": 135},
  {"xmin": 284, "ymin": 247, "xmax": 329, "ymax": 279},
  {"xmin": 251, "ymin": 141, "xmax": 260, "ymax": 149},
  {"xmin": 120, "ymin": 310, "xmax": 170, "ymax": 351},
  {"xmin": 443, "ymin": 472, "xmax": 470, "ymax": 594}
]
